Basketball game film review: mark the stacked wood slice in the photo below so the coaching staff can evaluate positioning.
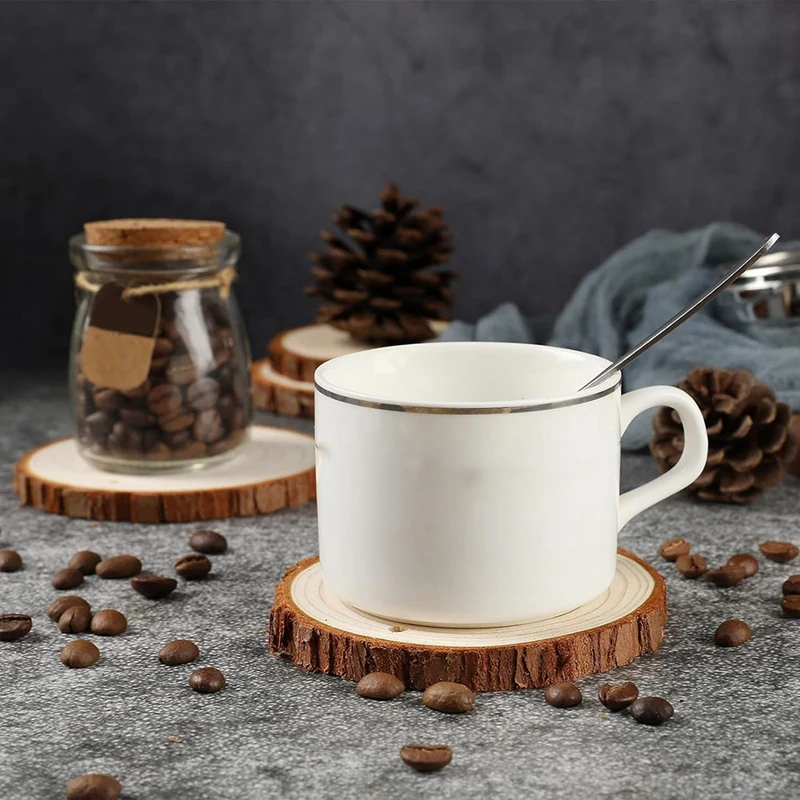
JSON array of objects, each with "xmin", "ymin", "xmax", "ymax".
[{"xmin": 252, "ymin": 321, "xmax": 447, "ymax": 418}]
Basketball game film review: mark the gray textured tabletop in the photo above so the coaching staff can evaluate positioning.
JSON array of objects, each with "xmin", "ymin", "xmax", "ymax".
[{"xmin": 1, "ymin": 374, "xmax": 799, "ymax": 800}]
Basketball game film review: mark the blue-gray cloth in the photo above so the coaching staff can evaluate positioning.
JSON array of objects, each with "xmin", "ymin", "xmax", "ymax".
[{"xmin": 439, "ymin": 223, "xmax": 800, "ymax": 450}]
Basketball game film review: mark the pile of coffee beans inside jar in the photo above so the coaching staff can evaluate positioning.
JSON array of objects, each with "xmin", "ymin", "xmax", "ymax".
[{"xmin": 75, "ymin": 291, "xmax": 251, "ymax": 466}]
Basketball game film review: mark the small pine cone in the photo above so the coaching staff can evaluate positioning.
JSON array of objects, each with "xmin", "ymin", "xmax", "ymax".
[
  {"xmin": 306, "ymin": 183, "xmax": 456, "ymax": 344},
  {"xmin": 650, "ymin": 367, "xmax": 798, "ymax": 504}
]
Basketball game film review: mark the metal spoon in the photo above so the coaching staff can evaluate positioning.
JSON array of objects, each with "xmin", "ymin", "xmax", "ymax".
[{"xmin": 580, "ymin": 233, "xmax": 780, "ymax": 391}]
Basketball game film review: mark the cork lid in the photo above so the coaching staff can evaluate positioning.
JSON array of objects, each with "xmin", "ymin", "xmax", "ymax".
[{"xmin": 84, "ymin": 219, "xmax": 226, "ymax": 248}]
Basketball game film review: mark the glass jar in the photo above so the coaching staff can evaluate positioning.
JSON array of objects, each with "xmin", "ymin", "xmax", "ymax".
[{"xmin": 69, "ymin": 229, "xmax": 252, "ymax": 473}]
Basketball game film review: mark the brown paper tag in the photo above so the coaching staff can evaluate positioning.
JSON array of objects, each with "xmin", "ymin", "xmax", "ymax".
[{"xmin": 80, "ymin": 283, "xmax": 160, "ymax": 391}]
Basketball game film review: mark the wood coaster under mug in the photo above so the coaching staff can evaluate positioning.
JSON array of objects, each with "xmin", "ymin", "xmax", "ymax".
[
  {"xmin": 14, "ymin": 425, "xmax": 315, "ymax": 523},
  {"xmin": 269, "ymin": 551, "xmax": 666, "ymax": 692}
]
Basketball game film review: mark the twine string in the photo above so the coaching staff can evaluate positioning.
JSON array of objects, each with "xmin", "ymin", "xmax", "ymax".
[{"xmin": 74, "ymin": 266, "xmax": 237, "ymax": 299}]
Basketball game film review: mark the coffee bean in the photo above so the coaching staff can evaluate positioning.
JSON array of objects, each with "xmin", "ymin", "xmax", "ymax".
[
  {"xmin": 47, "ymin": 595, "xmax": 90, "ymax": 621},
  {"xmin": 90, "ymin": 609, "xmax": 127, "ymax": 636},
  {"xmin": 164, "ymin": 430, "xmax": 191, "ymax": 448},
  {"xmin": 122, "ymin": 380, "xmax": 150, "ymax": 400},
  {"xmin": 158, "ymin": 639, "xmax": 200, "ymax": 665},
  {"xmin": 189, "ymin": 666, "xmax": 226, "ymax": 693},
  {"xmin": 60, "ymin": 640, "xmax": 100, "ymax": 668},
  {"xmin": 400, "ymin": 744, "xmax": 452, "ymax": 773},
  {"xmin": 781, "ymin": 595, "xmax": 800, "ymax": 618},
  {"xmin": 0, "ymin": 549, "xmax": 22, "ymax": 572},
  {"xmin": 189, "ymin": 529, "xmax": 228, "ymax": 554},
  {"xmin": 65, "ymin": 773, "xmax": 121, "ymax": 800},
  {"xmin": 598, "ymin": 682, "xmax": 639, "ymax": 712},
  {"xmin": 727, "ymin": 553, "xmax": 759, "ymax": 578},
  {"xmin": 193, "ymin": 409, "xmax": 224, "ymax": 443},
  {"xmin": 68, "ymin": 550, "xmax": 102, "ymax": 575},
  {"xmin": 96, "ymin": 555, "xmax": 142, "ymax": 579},
  {"xmin": 84, "ymin": 411, "xmax": 114, "ymax": 439},
  {"xmin": 108, "ymin": 421, "xmax": 143, "ymax": 452},
  {"xmin": 630, "ymin": 697, "xmax": 674, "ymax": 726},
  {"xmin": 782, "ymin": 575, "xmax": 800, "ymax": 595},
  {"xmin": 676, "ymin": 553, "xmax": 707, "ymax": 578},
  {"xmin": 159, "ymin": 409, "xmax": 195, "ymax": 433},
  {"xmin": 706, "ymin": 564, "xmax": 746, "ymax": 587},
  {"xmin": 714, "ymin": 619, "xmax": 752, "ymax": 646},
  {"xmin": 92, "ymin": 388, "xmax": 122, "ymax": 412},
  {"xmin": 154, "ymin": 336, "xmax": 174, "ymax": 357},
  {"xmin": 356, "ymin": 672, "xmax": 404, "ymax": 700},
  {"xmin": 120, "ymin": 408, "xmax": 156, "ymax": 427},
  {"xmin": 422, "ymin": 681, "xmax": 475, "ymax": 714},
  {"xmin": 0, "ymin": 614, "xmax": 32, "ymax": 641},
  {"xmin": 58, "ymin": 605, "xmax": 92, "ymax": 634},
  {"xmin": 659, "ymin": 538, "xmax": 691, "ymax": 561},
  {"xmin": 759, "ymin": 541, "xmax": 799, "ymax": 563},
  {"xmin": 175, "ymin": 553, "xmax": 212, "ymax": 580},
  {"xmin": 144, "ymin": 441, "xmax": 172, "ymax": 460},
  {"xmin": 131, "ymin": 574, "xmax": 177, "ymax": 599},
  {"xmin": 166, "ymin": 355, "xmax": 199, "ymax": 385},
  {"xmin": 188, "ymin": 377, "xmax": 220, "ymax": 411},
  {"xmin": 173, "ymin": 441, "xmax": 207, "ymax": 459},
  {"xmin": 51, "ymin": 567, "xmax": 84, "ymax": 590},
  {"xmin": 544, "ymin": 682, "xmax": 583, "ymax": 708},
  {"xmin": 147, "ymin": 383, "xmax": 183, "ymax": 416}
]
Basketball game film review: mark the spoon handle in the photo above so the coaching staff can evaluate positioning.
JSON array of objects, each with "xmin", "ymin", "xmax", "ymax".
[{"xmin": 580, "ymin": 233, "xmax": 780, "ymax": 392}]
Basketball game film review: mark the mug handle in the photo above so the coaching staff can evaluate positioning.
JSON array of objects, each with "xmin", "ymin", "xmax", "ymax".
[{"xmin": 618, "ymin": 386, "xmax": 708, "ymax": 530}]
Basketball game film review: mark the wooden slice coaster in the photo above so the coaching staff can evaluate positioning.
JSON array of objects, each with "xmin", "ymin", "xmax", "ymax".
[
  {"xmin": 14, "ymin": 425, "xmax": 316, "ymax": 523},
  {"xmin": 269, "ymin": 550, "xmax": 666, "ymax": 692},
  {"xmin": 252, "ymin": 359, "xmax": 314, "ymax": 418}
]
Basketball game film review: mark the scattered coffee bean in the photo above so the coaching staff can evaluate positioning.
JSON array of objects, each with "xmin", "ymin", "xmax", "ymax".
[
  {"xmin": 400, "ymin": 744, "xmax": 453, "ymax": 773},
  {"xmin": 159, "ymin": 409, "xmax": 196, "ymax": 433},
  {"xmin": 166, "ymin": 354, "xmax": 199, "ymax": 386},
  {"xmin": 175, "ymin": 553, "xmax": 212, "ymax": 580},
  {"xmin": 158, "ymin": 639, "xmax": 200, "ymax": 665},
  {"xmin": 122, "ymin": 379, "xmax": 151, "ymax": 400},
  {"xmin": 714, "ymin": 619, "xmax": 752, "ymax": 647},
  {"xmin": 659, "ymin": 538, "xmax": 691, "ymax": 562},
  {"xmin": 90, "ymin": 609, "xmax": 127, "ymax": 636},
  {"xmin": 781, "ymin": 595, "xmax": 800, "ymax": 618},
  {"xmin": 782, "ymin": 575, "xmax": 800, "ymax": 595},
  {"xmin": 58, "ymin": 605, "xmax": 92, "ymax": 634},
  {"xmin": 96, "ymin": 555, "xmax": 142, "ymax": 579},
  {"xmin": 759, "ymin": 541, "xmax": 799, "ymax": 563},
  {"xmin": 630, "ymin": 696, "xmax": 674, "ymax": 726},
  {"xmin": 726, "ymin": 553, "xmax": 759, "ymax": 578},
  {"xmin": 706, "ymin": 564, "xmax": 746, "ymax": 587},
  {"xmin": 422, "ymin": 681, "xmax": 475, "ymax": 714},
  {"xmin": 598, "ymin": 682, "xmax": 639, "ymax": 712},
  {"xmin": 51, "ymin": 567, "xmax": 84, "ymax": 590},
  {"xmin": 189, "ymin": 666, "xmax": 226, "ymax": 693},
  {"xmin": 0, "ymin": 613, "xmax": 32, "ymax": 642},
  {"xmin": 47, "ymin": 595, "xmax": 90, "ymax": 621},
  {"xmin": 68, "ymin": 550, "xmax": 102, "ymax": 575},
  {"xmin": 189, "ymin": 529, "xmax": 228, "ymax": 554},
  {"xmin": 60, "ymin": 640, "xmax": 100, "ymax": 668},
  {"xmin": 131, "ymin": 574, "xmax": 178, "ymax": 599},
  {"xmin": 193, "ymin": 409, "xmax": 224, "ymax": 443},
  {"xmin": 355, "ymin": 672, "xmax": 404, "ymax": 700},
  {"xmin": 0, "ymin": 549, "xmax": 22, "ymax": 572},
  {"xmin": 676, "ymin": 553, "xmax": 708, "ymax": 578},
  {"xmin": 65, "ymin": 773, "xmax": 121, "ymax": 800},
  {"xmin": 544, "ymin": 681, "xmax": 583, "ymax": 708}
]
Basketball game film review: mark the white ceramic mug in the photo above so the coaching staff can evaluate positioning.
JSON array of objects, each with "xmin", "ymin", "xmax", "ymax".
[{"xmin": 314, "ymin": 342, "xmax": 707, "ymax": 627}]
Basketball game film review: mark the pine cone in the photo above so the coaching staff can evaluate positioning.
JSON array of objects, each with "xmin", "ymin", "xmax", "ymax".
[
  {"xmin": 305, "ymin": 183, "xmax": 456, "ymax": 343},
  {"xmin": 650, "ymin": 367, "xmax": 797, "ymax": 504}
]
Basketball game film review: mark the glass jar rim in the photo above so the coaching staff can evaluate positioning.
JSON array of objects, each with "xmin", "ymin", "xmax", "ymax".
[{"xmin": 69, "ymin": 229, "xmax": 240, "ymax": 275}]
